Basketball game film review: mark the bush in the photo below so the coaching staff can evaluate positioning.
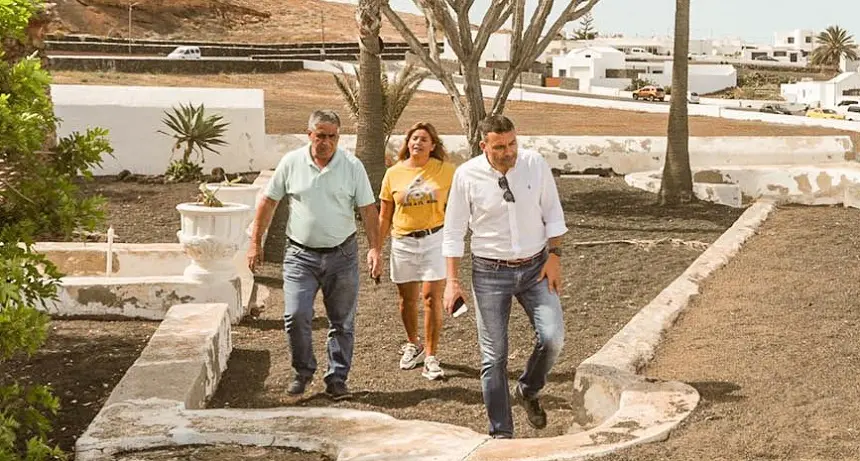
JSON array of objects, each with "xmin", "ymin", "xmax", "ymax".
[{"xmin": 1, "ymin": 1, "xmax": 113, "ymax": 459}]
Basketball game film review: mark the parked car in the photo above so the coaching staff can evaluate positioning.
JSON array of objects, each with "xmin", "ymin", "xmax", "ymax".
[
  {"xmin": 167, "ymin": 46, "xmax": 201, "ymax": 60},
  {"xmin": 632, "ymin": 86, "xmax": 665, "ymax": 102},
  {"xmin": 806, "ymin": 108, "xmax": 846, "ymax": 120},
  {"xmin": 843, "ymin": 105, "xmax": 860, "ymax": 121},
  {"xmin": 753, "ymin": 55, "xmax": 778, "ymax": 62},
  {"xmin": 760, "ymin": 104, "xmax": 793, "ymax": 115},
  {"xmin": 687, "ymin": 92, "xmax": 700, "ymax": 104}
]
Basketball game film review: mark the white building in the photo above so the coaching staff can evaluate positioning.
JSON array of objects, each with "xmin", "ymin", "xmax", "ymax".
[
  {"xmin": 440, "ymin": 31, "xmax": 511, "ymax": 67},
  {"xmin": 551, "ymin": 46, "xmax": 628, "ymax": 91},
  {"xmin": 643, "ymin": 62, "xmax": 737, "ymax": 95},
  {"xmin": 781, "ymin": 72, "xmax": 860, "ymax": 108},
  {"xmin": 774, "ymin": 29, "xmax": 816, "ymax": 54}
]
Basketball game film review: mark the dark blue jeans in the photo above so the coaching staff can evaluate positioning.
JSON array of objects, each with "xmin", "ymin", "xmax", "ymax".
[
  {"xmin": 282, "ymin": 235, "xmax": 359, "ymax": 386},
  {"xmin": 471, "ymin": 251, "xmax": 565, "ymax": 438}
]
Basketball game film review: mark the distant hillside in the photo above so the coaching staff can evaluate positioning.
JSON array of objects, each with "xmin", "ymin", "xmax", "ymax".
[{"xmin": 48, "ymin": 0, "xmax": 434, "ymax": 44}]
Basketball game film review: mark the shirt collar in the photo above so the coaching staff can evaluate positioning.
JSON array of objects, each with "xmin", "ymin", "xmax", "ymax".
[
  {"xmin": 305, "ymin": 143, "xmax": 343, "ymax": 171},
  {"xmin": 481, "ymin": 153, "xmax": 517, "ymax": 177}
]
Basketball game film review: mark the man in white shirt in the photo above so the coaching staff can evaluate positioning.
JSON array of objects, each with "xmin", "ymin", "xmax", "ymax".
[{"xmin": 442, "ymin": 114, "xmax": 567, "ymax": 439}]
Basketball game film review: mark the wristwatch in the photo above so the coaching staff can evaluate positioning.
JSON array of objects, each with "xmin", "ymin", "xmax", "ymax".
[{"xmin": 548, "ymin": 247, "xmax": 563, "ymax": 257}]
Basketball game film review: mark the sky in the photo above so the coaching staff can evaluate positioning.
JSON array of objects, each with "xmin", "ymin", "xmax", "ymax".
[{"xmin": 378, "ymin": 0, "xmax": 860, "ymax": 43}]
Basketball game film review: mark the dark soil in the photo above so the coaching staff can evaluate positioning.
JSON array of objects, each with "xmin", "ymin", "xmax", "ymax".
[
  {"xmin": 602, "ymin": 205, "xmax": 860, "ymax": 461},
  {"xmin": 7, "ymin": 176, "xmax": 745, "ymax": 459},
  {"xmin": 0, "ymin": 320, "xmax": 159, "ymax": 454},
  {"xmin": 207, "ymin": 177, "xmax": 743, "ymax": 439},
  {"xmin": 116, "ymin": 445, "xmax": 331, "ymax": 461}
]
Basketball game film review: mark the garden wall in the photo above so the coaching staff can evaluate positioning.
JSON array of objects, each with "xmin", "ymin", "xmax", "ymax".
[{"xmin": 52, "ymin": 84, "xmax": 266, "ymax": 176}]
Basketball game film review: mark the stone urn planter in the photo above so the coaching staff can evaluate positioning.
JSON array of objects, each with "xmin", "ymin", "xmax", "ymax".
[
  {"xmin": 204, "ymin": 182, "xmax": 262, "ymax": 248},
  {"xmin": 203, "ymin": 183, "xmax": 261, "ymax": 210},
  {"xmin": 176, "ymin": 202, "xmax": 252, "ymax": 283}
]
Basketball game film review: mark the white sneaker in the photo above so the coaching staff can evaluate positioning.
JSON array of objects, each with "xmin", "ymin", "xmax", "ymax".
[
  {"xmin": 422, "ymin": 355, "xmax": 445, "ymax": 380},
  {"xmin": 399, "ymin": 342, "xmax": 425, "ymax": 370}
]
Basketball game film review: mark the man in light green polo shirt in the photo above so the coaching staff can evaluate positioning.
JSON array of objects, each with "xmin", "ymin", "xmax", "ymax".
[{"xmin": 247, "ymin": 109, "xmax": 382, "ymax": 400}]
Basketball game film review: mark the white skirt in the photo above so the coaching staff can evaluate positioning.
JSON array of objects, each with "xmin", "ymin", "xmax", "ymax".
[{"xmin": 390, "ymin": 229, "xmax": 445, "ymax": 283}]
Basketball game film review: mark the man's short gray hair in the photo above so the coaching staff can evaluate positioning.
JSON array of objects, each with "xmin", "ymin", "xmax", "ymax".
[{"xmin": 308, "ymin": 110, "xmax": 341, "ymax": 131}]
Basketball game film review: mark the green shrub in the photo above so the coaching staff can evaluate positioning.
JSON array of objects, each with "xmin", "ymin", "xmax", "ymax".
[{"xmin": 1, "ymin": 1, "xmax": 113, "ymax": 459}]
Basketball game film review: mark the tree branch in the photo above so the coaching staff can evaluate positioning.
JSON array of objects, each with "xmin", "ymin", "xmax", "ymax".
[
  {"xmin": 418, "ymin": 0, "xmax": 463, "ymax": 59},
  {"xmin": 472, "ymin": 0, "xmax": 513, "ymax": 61},
  {"xmin": 381, "ymin": 4, "xmax": 469, "ymax": 129}
]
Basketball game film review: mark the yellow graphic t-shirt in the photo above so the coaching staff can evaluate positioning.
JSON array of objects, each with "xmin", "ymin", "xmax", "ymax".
[{"xmin": 379, "ymin": 158, "xmax": 456, "ymax": 237}]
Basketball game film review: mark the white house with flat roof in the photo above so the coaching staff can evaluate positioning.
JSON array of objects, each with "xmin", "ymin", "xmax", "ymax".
[
  {"xmin": 551, "ymin": 46, "xmax": 628, "ymax": 91},
  {"xmin": 642, "ymin": 62, "xmax": 737, "ymax": 95},
  {"xmin": 781, "ymin": 72, "xmax": 860, "ymax": 108}
]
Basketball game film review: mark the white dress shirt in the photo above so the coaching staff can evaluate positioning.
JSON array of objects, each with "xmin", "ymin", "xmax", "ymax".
[{"xmin": 442, "ymin": 149, "xmax": 568, "ymax": 260}]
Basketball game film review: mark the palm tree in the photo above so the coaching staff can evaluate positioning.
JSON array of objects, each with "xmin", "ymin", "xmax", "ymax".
[
  {"xmin": 333, "ymin": 61, "xmax": 430, "ymax": 162},
  {"xmin": 658, "ymin": 0, "xmax": 694, "ymax": 205},
  {"xmin": 355, "ymin": 0, "xmax": 386, "ymax": 198},
  {"xmin": 811, "ymin": 25, "xmax": 859, "ymax": 68}
]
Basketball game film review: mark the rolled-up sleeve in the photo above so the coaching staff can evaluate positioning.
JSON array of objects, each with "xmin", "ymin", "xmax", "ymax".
[
  {"xmin": 353, "ymin": 158, "xmax": 376, "ymax": 208},
  {"xmin": 264, "ymin": 155, "xmax": 289, "ymax": 202},
  {"xmin": 442, "ymin": 168, "xmax": 469, "ymax": 257},
  {"xmin": 540, "ymin": 158, "xmax": 568, "ymax": 238}
]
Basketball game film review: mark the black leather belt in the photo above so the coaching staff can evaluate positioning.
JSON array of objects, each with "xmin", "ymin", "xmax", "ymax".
[
  {"xmin": 404, "ymin": 225, "xmax": 443, "ymax": 239},
  {"xmin": 288, "ymin": 233, "xmax": 355, "ymax": 253},
  {"xmin": 474, "ymin": 248, "xmax": 546, "ymax": 267}
]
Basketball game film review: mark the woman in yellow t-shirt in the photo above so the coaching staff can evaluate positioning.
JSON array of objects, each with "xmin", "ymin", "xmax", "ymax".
[{"xmin": 378, "ymin": 122, "xmax": 456, "ymax": 380}]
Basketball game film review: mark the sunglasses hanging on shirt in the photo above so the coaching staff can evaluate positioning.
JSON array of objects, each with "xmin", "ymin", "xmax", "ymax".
[{"xmin": 498, "ymin": 175, "xmax": 515, "ymax": 203}]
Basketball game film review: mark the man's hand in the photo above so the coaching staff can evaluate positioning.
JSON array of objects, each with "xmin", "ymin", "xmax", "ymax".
[
  {"xmin": 443, "ymin": 279, "xmax": 466, "ymax": 315},
  {"xmin": 247, "ymin": 243, "xmax": 262, "ymax": 273},
  {"xmin": 538, "ymin": 253, "xmax": 562, "ymax": 294},
  {"xmin": 367, "ymin": 247, "xmax": 382, "ymax": 280}
]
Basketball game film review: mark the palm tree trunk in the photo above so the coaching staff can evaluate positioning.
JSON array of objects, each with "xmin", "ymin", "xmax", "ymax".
[
  {"xmin": 658, "ymin": 0, "xmax": 694, "ymax": 206},
  {"xmin": 355, "ymin": 0, "xmax": 386, "ymax": 198}
]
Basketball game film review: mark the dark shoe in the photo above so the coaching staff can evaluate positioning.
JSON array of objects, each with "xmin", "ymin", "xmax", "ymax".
[
  {"xmin": 515, "ymin": 385, "xmax": 547, "ymax": 429},
  {"xmin": 287, "ymin": 375, "xmax": 312, "ymax": 395},
  {"xmin": 325, "ymin": 381, "xmax": 352, "ymax": 401}
]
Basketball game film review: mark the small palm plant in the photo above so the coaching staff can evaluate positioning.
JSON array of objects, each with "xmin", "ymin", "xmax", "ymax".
[
  {"xmin": 196, "ymin": 183, "xmax": 223, "ymax": 207},
  {"xmin": 158, "ymin": 102, "xmax": 230, "ymax": 182},
  {"xmin": 333, "ymin": 62, "xmax": 430, "ymax": 154}
]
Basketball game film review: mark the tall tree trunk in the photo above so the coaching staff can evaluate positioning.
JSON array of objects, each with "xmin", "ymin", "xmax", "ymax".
[
  {"xmin": 658, "ymin": 0, "xmax": 694, "ymax": 205},
  {"xmin": 462, "ymin": 65, "xmax": 486, "ymax": 156},
  {"xmin": 355, "ymin": 0, "xmax": 385, "ymax": 198}
]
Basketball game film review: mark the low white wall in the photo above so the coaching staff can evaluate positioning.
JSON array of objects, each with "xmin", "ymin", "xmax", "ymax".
[
  {"xmin": 265, "ymin": 134, "xmax": 854, "ymax": 175},
  {"xmin": 52, "ymin": 84, "xmax": 266, "ymax": 176},
  {"xmin": 627, "ymin": 164, "xmax": 860, "ymax": 206}
]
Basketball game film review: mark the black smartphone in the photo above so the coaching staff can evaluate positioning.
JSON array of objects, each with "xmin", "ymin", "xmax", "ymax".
[{"xmin": 452, "ymin": 296, "xmax": 468, "ymax": 317}]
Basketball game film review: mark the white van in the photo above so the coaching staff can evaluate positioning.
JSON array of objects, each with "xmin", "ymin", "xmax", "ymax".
[{"xmin": 167, "ymin": 46, "xmax": 201, "ymax": 60}]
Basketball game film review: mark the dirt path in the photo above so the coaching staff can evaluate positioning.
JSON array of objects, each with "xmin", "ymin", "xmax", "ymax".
[
  {"xmin": 603, "ymin": 205, "xmax": 860, "ymax": 461},
  {"xmin": 207, "ymin": 178, "xmax": 743, "ymax": 439}
]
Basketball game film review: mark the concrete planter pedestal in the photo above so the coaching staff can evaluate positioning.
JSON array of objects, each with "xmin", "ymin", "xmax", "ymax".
[{"xmin": 176, "ymin": 202, "xmax": 251, "ymax": 283}]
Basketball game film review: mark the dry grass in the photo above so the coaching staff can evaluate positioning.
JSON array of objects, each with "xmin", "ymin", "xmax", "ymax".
[
  {"xmin": 50, "ymin": 0, "xmax": 432, "ymax": 44},
  {"xmin": 53, "ymin": 70, "xmax": 860, "ymax": 145}
]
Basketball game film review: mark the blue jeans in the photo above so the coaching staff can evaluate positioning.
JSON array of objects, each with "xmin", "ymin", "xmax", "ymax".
[
  {"xmin": 282, "ymin": 235, "xmax": 359, "ymax": 386},
  {"xmin": 471, "ymin": 251, "xmax": 565, "ymax": 438}
]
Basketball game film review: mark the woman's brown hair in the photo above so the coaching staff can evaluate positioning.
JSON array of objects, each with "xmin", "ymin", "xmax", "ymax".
[{"xmin": 396, "ymin": 122, "xmax": 448, "ymax": 162}]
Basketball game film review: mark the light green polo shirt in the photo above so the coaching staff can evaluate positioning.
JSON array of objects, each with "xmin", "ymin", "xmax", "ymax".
[{"xmin": 265, "ymin": 144, "xmax": 375, "ymax": 248}]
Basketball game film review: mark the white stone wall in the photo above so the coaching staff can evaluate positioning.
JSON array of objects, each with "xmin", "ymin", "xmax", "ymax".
[
  {"xmin": 264, "ymin": 134, "xmax": 854, "ymax": 175},
  {"xmin": 52, "ymin": 84, "xmax": 266, "ymax": 176}
]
